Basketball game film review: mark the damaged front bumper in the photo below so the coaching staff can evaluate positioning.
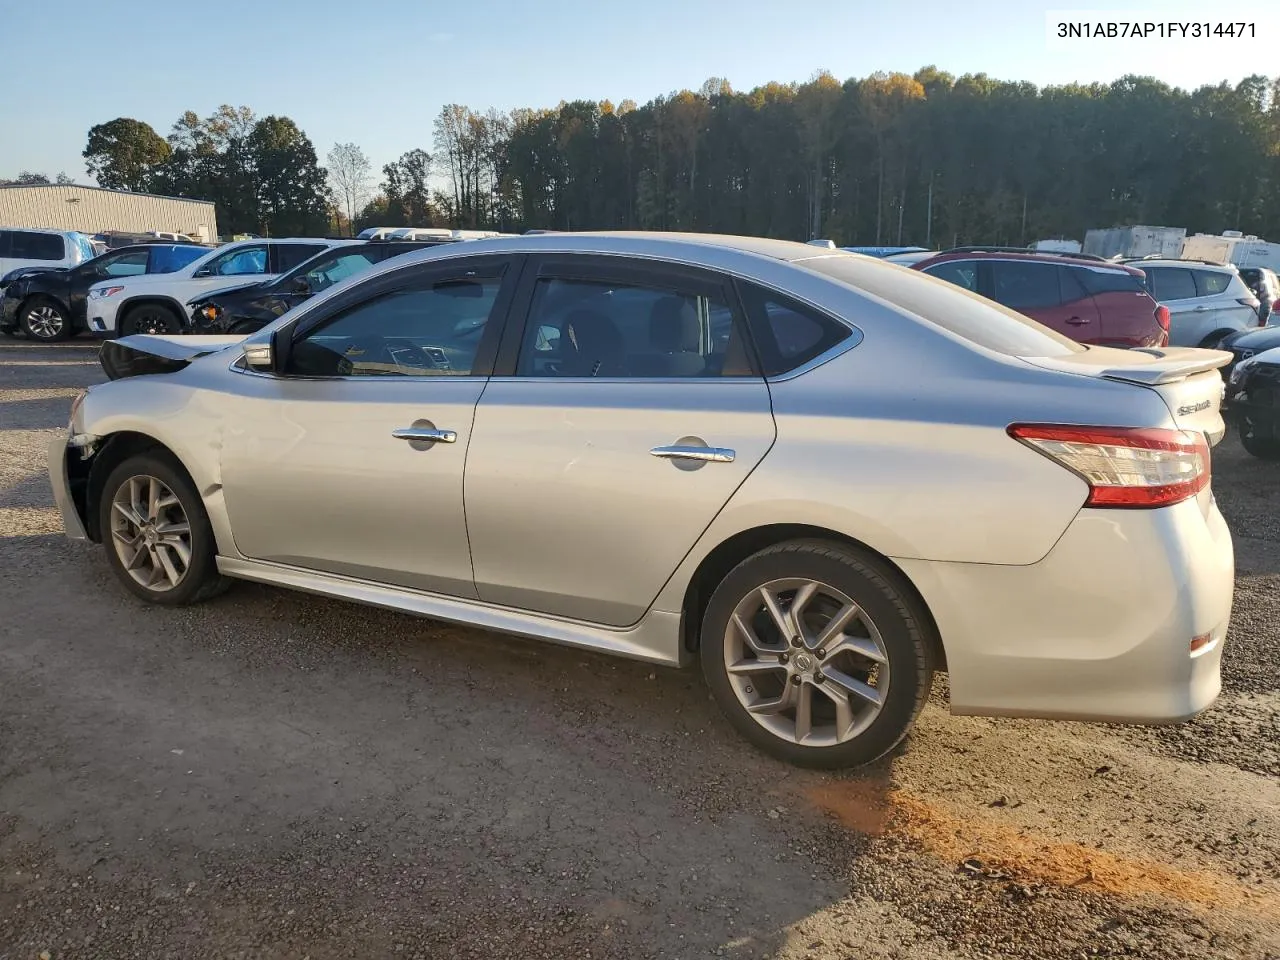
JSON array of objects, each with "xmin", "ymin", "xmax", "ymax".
[{"xmin": 47, "ymin": 430, "xmax": 98, "ymax": 541}]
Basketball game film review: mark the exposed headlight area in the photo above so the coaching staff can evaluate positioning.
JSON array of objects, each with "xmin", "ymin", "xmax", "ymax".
[
  {"xmin": 1230, "ymin": 358, "xmax": 1256, "ymax": 385},
  {"xmin": 90, "ymin": 286, "xmax": 126, "ymax": 299}
]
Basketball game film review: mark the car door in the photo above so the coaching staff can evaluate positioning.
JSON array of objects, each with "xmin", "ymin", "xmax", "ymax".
[
  {"xmin": 68, "ymin": 248, "xmax": 150, "ymax": 322},
  {"xmin": 219, "ymin": 255, "xmax": 519, "ymax": 596},
  {"xmin": 987, "ymin": 260, "xmax": 1098, "ymax": 340},
  {"xmin": 1144, "ymin": 266, "xmax": 1202, "ymax": 345},
  {"xmin": 463, "ymin": 254, "xmax": 776, "ymax": 627}
]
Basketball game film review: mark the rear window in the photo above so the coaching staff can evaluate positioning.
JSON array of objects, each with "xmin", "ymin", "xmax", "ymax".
[
  {"xmin": 1078, "ymin": 267, "xmax": 1145, "ymax": 295},
  {"xmin": 11, "ymin": 230, "xmax": 65, "ymax": 261},
  {"xmin": 737, "ymin": 283, "xmax": 852, "ymax": 375},
  {"xmin": 275, "ymin": 243, "xmax": 329, "ymax": 273},
  {"xmin": 1192, "ymin": 269, "xmax": 1232, "ymax": 296},
  {"xmin": 800, "ymin": 255, "xmax": 1084, "ymax": 357}
]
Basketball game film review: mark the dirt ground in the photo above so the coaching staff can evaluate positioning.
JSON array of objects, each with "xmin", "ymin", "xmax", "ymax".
[{"xmin": 1, "ymin": 339, "xmax": 1277, "ymax": 960}]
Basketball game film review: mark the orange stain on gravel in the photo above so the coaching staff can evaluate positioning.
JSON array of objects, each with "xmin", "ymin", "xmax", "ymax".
[{"xmin": 807, "ymin": 781, "xmax": 1279, "ymax": 915}]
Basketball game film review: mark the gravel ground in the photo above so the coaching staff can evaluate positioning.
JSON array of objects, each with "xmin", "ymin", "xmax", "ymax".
[{"xmin": 1, "ymin": 339, "xmax": 1277, "ymax": 960}]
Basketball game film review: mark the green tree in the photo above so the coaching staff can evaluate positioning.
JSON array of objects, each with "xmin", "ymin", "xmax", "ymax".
[
  {"xmin": 248, "ymin": 116, "xmax": 331, "ymax": 236},
  {"xmin": 83, "ymin": 118, "xmax": 171, "ymax": 191}
]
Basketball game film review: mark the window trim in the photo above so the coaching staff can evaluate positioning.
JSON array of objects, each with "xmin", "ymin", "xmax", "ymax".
[
  {"xmin": 234, "ymin": 254, "xmax": 522, "ymax": 382},
  {"xmin": 491, "ymin": 252, "xmax": 763, "ymax": 381}
]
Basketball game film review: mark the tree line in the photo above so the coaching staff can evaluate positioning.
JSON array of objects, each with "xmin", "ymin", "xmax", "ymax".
[{"xmin": 74, "ymin": 66, "xmax": 1280, "ymax": 245}]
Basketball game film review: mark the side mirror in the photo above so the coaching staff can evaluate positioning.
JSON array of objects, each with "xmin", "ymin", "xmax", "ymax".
[
  {"xmin": 193, "ymin": 267, "xmax": 212, "ymax": 278},
  {"xmin": 242, "ymin": 339, "xmax": 274, "ymax": 372},
  {"xmin": 291, "ymin": 276, "xmax": 311, "ymax": 294}
]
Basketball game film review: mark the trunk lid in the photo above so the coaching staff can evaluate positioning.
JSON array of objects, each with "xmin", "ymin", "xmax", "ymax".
[
  {"xmin": 100, "ymin": 334, "xmax": 248, "ymax": 381},
  {"xmin": 1021, "ymin": 345, "xmax": 1230, "ymax": 444}
]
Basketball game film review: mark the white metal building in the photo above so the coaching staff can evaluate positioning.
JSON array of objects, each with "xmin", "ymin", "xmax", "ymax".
[{"xmin": 0, "ymin": 184, "xmax": 217, "ymax": 242}]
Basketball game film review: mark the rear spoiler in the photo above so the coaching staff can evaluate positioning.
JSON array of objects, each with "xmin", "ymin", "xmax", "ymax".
[
  {"xmin": 1023, "ymin": 346, "xmax": 1232, "ymax": 387},
  {"xmin": 1097, "ymin": 347, "xmax": 1232, "ymax": 385},
  {"xmin": 100, "ymin": 334, "xmax": 248, "ymax": 381}
]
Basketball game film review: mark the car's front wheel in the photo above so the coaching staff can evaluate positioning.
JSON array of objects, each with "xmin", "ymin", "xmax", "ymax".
[
  {"xmin": 99, "ymin": 451, "xmax": 231, "ymax": 604},
  {"xmin": 121, "ymin": 304, "xmax": 181, "ymax": 337},
  {"xmin": 19, "ymin": 297, "xmax": 73, "ymax": 341},
  {"xmin": 700, "ymin": 539, "xmax": 935, "ymax": 769}
]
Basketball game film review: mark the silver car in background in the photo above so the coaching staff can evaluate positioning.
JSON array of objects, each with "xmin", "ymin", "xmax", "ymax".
[
  {"xmin": 1124, "ymin": 257, "xmax": 1260, "ymax": 347},
  {"xmin": 49, "ymin": 233, "xmax": 1234, "ymax": 768}
]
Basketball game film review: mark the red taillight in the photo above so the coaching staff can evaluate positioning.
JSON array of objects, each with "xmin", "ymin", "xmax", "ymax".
[
  {"xmin": 1008, "ymin": 424, "xmax": 1210, "ymax": 509},
  {"xmin": 1154, "ymin": 304, "xmax": 1170, "ymax": 333}
]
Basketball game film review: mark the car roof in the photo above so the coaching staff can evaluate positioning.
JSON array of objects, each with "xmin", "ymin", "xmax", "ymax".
[
  {"xmin": 0, "ymin": 225, "xmax": 78, "ymax": 237},
  {"xmin": 913, "ymin": 249, "xmax": 1145, "ymax": 276}
]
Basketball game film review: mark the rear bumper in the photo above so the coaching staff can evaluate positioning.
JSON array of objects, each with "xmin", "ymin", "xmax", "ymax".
[
  {"xmin": 47, "ymin": 431, "xmax": 89, "ymax": 541},
  {"xmin": 897, "ymin": 494, "xmax": 1232, "ymax": 724}
]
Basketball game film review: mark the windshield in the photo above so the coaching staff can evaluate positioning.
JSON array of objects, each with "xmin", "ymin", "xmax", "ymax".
[{"xmin": 799, "ymin": 254, "xmax": 1085, "ymax": 357}]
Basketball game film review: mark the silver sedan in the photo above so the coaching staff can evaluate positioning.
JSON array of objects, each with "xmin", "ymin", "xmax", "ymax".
[{"xmin": 49, "ymin": 233, "xmax": 1235, "ymax": 768}]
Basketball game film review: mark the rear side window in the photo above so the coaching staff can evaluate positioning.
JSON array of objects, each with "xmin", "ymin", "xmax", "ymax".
[
  {"xmin": 1147, "ymin": 267, "xmax": 1197, "ymax": 301},
  {"xmin": 149, "ymin": 245, "xmax": 209, "ymax": 273},
  {"xmin": 737, "ymin": 283, "xmax": 851, "ymax": 376},
  {"xmin": 11, "ymin": 230, "xmax": 65, "ymax": 261},
  {"xmin": 1078, "ymin": 268, "xmax": 1145, "ymax": 295},
  {"xmin": 274, "ymin": 243, "xmax": 329, "ymax": 273},
  {"xmin": 989, "ymin": 261, "xmax": 1063, "ymax": 310},
  {"xmin": 0, "ymin": 231, "xmax": 11, "ymax": 257},
  {"xmin": 1193, "ymin": 270, "xmax": 1232, "ymax": 296},
  {"xmin": 921, "ymin": 259, "xmax": 978, "ymax": 291}
]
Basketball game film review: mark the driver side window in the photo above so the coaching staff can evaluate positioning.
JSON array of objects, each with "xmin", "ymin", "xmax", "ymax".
[
  {"xmin": 284, "ymin": 272, "xmax": 504, "ymax": 378},
  {"xmin": 205, "ymin": 245, "xmax": 269, "ymax": 276}
]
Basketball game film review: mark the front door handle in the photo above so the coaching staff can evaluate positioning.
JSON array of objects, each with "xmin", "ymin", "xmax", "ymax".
[
  {"xmin": 650, "ymin": 445, "xmax": 735, "ymax": 463},
  {"xmin": 1065, "ymin": 316, "xmax": 1090, "ymax": 325},
  {"xmin": 393, "ymin": 427, "xmax": 457, "ymax": 443}
]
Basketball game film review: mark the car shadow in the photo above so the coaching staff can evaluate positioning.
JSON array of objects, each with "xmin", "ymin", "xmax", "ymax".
[{"xmin": 0, "ymin": 549, "xmax": 903, "ymax": 957}]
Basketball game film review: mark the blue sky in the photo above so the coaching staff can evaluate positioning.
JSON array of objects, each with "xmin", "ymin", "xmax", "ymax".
[{"xmin": 0, "ymin": 0, "xmax": 1273, "ymax": 185}]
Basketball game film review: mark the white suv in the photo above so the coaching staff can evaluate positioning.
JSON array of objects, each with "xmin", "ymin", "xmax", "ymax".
[
  {"xmin": 87, "ymin": 238, "xmax": 340, "ymax": 337},
  {"xmin": 1125, "ymin": 258, "xmax": 1261, "ymax": 347},
  {"xmin": 0, "ymin": 228, "xmax": 95, "ymax": 280}
]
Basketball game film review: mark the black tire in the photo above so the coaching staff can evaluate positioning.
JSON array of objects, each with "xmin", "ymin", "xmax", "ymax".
[
  {"xmin": 19, "ymin": 296, "xmax": 73, "ymax": 342},
  {"xmin": 1239, "ymin": 418, "xmax": 1280, "ymax": 459},
  {"xmin": 700, "ymin": 539, "xmax": 935, "ymax": 769},
  {"xmin": 98, "ymin": 450, "xmax": 232, "ymax": 605},
  {"xmin": 1199, "ymin": 330, "xmax": 1233, "ymax": 349},
  {"xmin": 121, "ymin": 303, "xmax": 181, "ymax": 337}
]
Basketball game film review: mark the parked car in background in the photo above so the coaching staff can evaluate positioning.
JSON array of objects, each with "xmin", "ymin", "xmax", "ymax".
[
  {"xmin": 882, "ymin": 250, "xmax": 937, "ymax": 266},
  {"xmin": 1121, "ymin": 258, "xmax": 1259, "ymax": 347},
  {"xmin": 52, "ymin": 234, "xmax": 1232, "ymax": 769},
  {"xmin": 0, "ymin": 227, "xmax": 96, "ymax": 278},
  {"xmin": 86, "ymin": 238, "xmax": 341, "ymax": 337},
  {"xmin": 912, "ymin": 250, "xmax": 1167, "ymax": 347},
  {"xmin": 841, "ymin": 246, "xmax": 929, "ymax": 258},
  {"xmin": 186, "ymin": 240, "xmax": 444, "ymax": 334},
  {"xmin": 1238, "ymin": 266, "xmax": 1278, "ymax": 325},
  {"xmin": 1, "ymin": 243, "xmax": 210, "ymax": 341},
  {"xmin": 1225, "ymin": 345, "xmax": 1280, "ymax": 458},
  {"xmin": 1220, "ymin": 325, "xmax": 1280, "ymax": 376}
]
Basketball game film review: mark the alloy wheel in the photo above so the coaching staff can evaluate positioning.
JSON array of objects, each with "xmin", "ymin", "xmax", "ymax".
[
  {"xmin": 109, "ymin": 475, "xmax": 193, "ymax": 592},
  {"xmin": 723, "ymin": 578, "xmax": 890, "ymax": 747},
  {"xmin": 25, "ymin": 304, "xmax": 65, "ymax": 339},
  {"xmin": 132, "ymin": 311, "xmax": 175, "ymax": 335}
]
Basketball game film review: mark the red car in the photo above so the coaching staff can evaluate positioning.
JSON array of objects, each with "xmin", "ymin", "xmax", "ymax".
[{"xmin": 911, "ymin": 250, "xmax": 1168, "ymax": 348}]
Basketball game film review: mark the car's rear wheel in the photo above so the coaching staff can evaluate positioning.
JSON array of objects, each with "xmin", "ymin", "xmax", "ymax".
[
  {"xmin": 19, "ymin": 297, "xmax": 73, "ymax": 341},
  {"xmin": 99, "ymin": 451, "xmax": 231, "ymax": 605},
  {"xmin": 1239, "ymin": 416, "xmax": 1280, "ymax": 459},
  {"xmin": 700, "ymin": 539, "xmax": 935, "ymax": 769},
  {"xmin": 121, "ymin": 304, "xmax": 181, "ymax": 337}
]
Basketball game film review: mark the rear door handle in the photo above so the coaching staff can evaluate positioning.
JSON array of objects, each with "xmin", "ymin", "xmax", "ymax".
[
  {"xmin": 650, "ymin": 445, "xmax": 735, "ymax": 463},
  {"xmin": 1065, "ymin": 316, "xmax": 1090, "ymax": 325},
  {"xmin": 393, "ymin": 427, "xmax": 457, "ymax": 443}
]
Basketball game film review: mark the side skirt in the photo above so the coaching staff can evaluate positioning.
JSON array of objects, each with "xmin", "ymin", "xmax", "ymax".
[{"xmin": 216, "ymin": 556, "xmax": 688, "ymax": 667}]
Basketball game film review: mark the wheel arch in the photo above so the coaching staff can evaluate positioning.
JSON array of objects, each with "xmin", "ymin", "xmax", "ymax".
[
  {"xmin": 118, "ymin": 295, "xmax": 187, "ymax": 331},
  {"xmin": 81, "ymin": 431, "xmax": 199, "ymax": 542},
  {"xmin": 677, "ymin": 522, "xmax": 946, "ymax": 671}
]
